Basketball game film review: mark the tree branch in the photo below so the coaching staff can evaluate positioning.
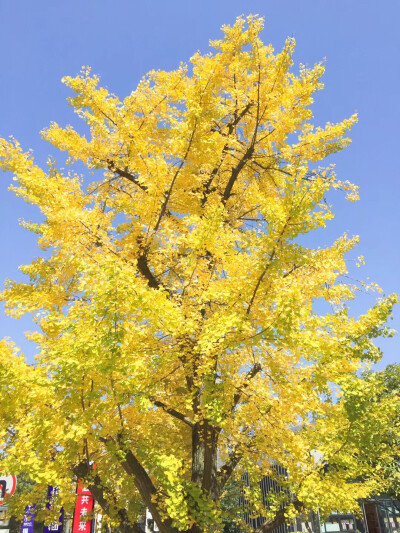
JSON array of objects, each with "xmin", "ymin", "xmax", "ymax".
[
  {"xmin": 246, "ymin": 250, "xmax": 276, "ymax": 315},
  {"xmin": 246, "ymin": 215, "xmax": 292, "ymax": 315},
  {"xmin": 211, "ymin": 102, "xmax": 254, "ymax": 137},
  {"xmin": 137, "ymin": 253, "xmax": 160, "ymax": 289},
  {"xmin": 150, "ymin": 397, "xmax": 194, "ymax": 427},
  {"xmin": 282, "ymin": 264, "xmax": 301, "ymax": 278},
  {"xmin": 222, "ymin": 144, "xmax": 255, "ymax": 205},
  {"xmin": 231, "ymin": 363, "xmax": 263, "ymax": 411},
  {"xmin": 217, "ymin": 446, "xmax": 243, "ymax": 492},
  {"xmin": 201, "ymin": 102, "xmax": 254, "ymax": 207},
  {"xmin": 254, "ymin": 499, "xmax": 304, "ymax": 533},
  {"xmin": 222, "ymin": 68, "xmax": 267, "ymax": 206},
  {"xmin": 107, "ymin": 159, "xmax": 148, "ymax": 192},
  {"xmin": 73, "ymin": 462, "xmax": 143, "ymax": 533},
  {"xmin": 100, "ymin": 435, "xmax": 178, "ymax": 533},
  {"xmin": 152, "ymin": 121, "xmax": 197, "ymax": 236}
]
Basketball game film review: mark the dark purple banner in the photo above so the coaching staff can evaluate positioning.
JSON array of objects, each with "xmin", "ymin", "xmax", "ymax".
[
  {"xmin": 44, "ymin": 486, "xmax": 64, "ymax": 533},
  {"xmin": 21, "ymin": 504, "xmax": 35, "ymax": 533}
]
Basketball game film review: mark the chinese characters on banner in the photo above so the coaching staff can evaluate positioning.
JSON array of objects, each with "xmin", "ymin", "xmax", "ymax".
[
  {"xmin": 21, "ymin": 504, "xmax": 35, "ymax": 533},
  {"xmin": 72, "ymin": 484, "xmax": 94, "ymax": 533},
  {"xmin": 44, "ymin": 486, "xmax": 64, "ymax": 533}
]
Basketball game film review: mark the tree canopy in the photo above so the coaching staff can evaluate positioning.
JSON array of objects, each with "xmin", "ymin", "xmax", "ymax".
[
  {"xmin": 348, "ymin": 364, "xmax": 400, "ymax": 503},
  {"xmin": 0, "ymin": 15, "xmax": 398, "ymax": 533}
]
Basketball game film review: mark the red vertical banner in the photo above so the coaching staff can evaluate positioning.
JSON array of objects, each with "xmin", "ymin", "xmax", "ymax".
[{"xmin": 72, "ymin": 484, "xmax": 94, "ymax": 533}]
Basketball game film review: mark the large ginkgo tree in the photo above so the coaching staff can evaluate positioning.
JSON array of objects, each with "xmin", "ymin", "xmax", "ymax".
[{"xmin": 0, "ymin": 16, "xmax": 398, "ymax": 533}]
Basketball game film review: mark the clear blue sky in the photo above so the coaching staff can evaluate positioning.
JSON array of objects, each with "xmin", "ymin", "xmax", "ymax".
[{"xmin": 0, "ymin": 0, "xmax": 399, "ymax": 368}]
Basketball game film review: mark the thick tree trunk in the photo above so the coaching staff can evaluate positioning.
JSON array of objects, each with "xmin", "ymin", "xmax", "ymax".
[
  {"xmin": 188, "ymin": 420, "xmax": 220, "ymax": 533},
  {"xmin": 191, "ymin": 422, "xmax": 219, "ymax": 498}
]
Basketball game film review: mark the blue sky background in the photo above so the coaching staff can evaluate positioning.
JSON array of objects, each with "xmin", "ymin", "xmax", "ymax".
[{"xmin": 0, "ymin": 0, "xmax": 399, "ymax": 369}]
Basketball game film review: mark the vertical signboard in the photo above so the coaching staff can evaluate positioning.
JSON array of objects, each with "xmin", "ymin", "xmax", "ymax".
[
  {"xmin": 72, "ymin": 485, "xmax": 94, "ymax": 533},
  {"xmin": 44, "ymin": 486, "xmax": 64, "ymax": 533},
  {"xmin": 21, "ymin": 505, "xmax": 35, "ymax": 533}
]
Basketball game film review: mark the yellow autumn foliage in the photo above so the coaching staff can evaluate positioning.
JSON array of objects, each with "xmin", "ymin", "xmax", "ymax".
[{"xmin": 0, "ymin": 16, "xmax": 398, "ymax": 533}]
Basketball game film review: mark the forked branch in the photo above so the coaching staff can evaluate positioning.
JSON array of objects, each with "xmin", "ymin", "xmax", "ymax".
[
  {"xmin": 107, "ymin": 159, "xmax": 148, "ymax": 192},
  {"xmin": 150, "ymin": 397, "xmax": 193, "ymax": 427}
]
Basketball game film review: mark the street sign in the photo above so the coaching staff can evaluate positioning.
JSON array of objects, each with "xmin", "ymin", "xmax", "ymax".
[
  {"xmin": 21, "ymin": 505, "xmax": 35, "ymax": 533},
  {"xmin": 72, "ymin": 484, "xmax": 94, "ymax": 533},
  {"xmin": 44, "ymin": 486, "xmax": 64, "ymax": 533},
  {"xmin": 0, "ymin": 476, "xmax": 17, "ymax": 504}
]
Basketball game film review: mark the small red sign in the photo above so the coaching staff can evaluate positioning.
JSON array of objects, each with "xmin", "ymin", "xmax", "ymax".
[
  {"xmin": 72, "ymin": 484, "xmax": 94, "ymax": 533},
  {"xmin": 0, "ymin": 475, "xmax": 17, "ymax": 505}
]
